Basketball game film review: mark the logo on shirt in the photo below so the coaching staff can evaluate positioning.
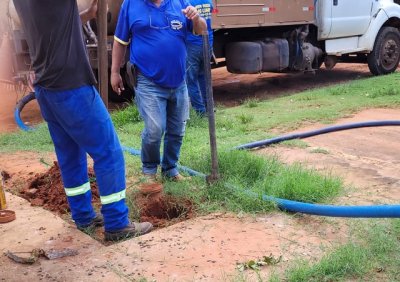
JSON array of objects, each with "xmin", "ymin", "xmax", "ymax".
[{"xmin": 170, "ymin": 20, "xmax": 183, "ymax": 30}]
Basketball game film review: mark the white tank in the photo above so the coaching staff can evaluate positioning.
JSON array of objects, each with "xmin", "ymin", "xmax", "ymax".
[{"xmin": 9, "ymin": 0, "xmax": 123, "ymax": 34}]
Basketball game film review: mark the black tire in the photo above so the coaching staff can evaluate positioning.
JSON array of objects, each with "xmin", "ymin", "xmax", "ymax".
[{"xmin": 368, "ymin": 27, "xmax": 400, "ymax": 75}]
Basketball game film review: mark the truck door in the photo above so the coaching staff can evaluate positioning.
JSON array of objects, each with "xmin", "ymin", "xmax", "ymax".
[{"xmin": 329, "ymin": 0, "xmax": 374, "ymax": 38}]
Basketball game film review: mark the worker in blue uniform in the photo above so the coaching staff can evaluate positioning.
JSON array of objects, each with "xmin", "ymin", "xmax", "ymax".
[
  {"xmin": 186, "ymin": 0, "xmax": 214, "ymax": 116},
  {"xmin": 12, "ymin": 0, "xmax": 153, "ymax": 241},
  {"xmin": 111, "ymin": 0, "xmax": 206, "ymax": 181}
]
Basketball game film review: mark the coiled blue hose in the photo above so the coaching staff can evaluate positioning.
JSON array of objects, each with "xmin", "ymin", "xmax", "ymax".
[
  {"xmin": 235, "ymin": 120, "xmax": 400, "ymax": 150},
  {"xmin": 123, "ymin": 120, "xmax": 400, "ymax": 218},
  {"xmin": 14, "ymin": 92, "xmax": 36, "ymax": 131}
]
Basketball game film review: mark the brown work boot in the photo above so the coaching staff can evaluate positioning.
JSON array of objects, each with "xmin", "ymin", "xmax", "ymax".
[
  {"xmin": 141, "ymin": 173, "xmax": 157, "ymax": 183},
  {"xmin": 104, "ymin": 222, "xmax": 153, "ymax": 241},
  {"xmin": 76, "ymin": 214, "xmax": 104, "ymax": 232},
  {"xmin": 169, "ymin": 173, "xmax": 191, "ymax": 182}
]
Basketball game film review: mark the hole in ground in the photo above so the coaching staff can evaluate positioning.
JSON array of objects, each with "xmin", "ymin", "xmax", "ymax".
[
  {"xmin": 17, "ymin": 162, "xmax": 194, "ymax": 244},
  {"xmin": 134, "ymin": 184, "xmax": 193, "ymax": 228}
]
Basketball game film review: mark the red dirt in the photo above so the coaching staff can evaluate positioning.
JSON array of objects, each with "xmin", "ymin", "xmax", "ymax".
[
  {"xmin": 21, "ymin": 162, "xmax": 100, "ymax": 214},
  {"xmin": 135, "ymin": 184, "xmax": 194, "ymax": 227},
  {"xmin": 19, "ymin": 163, "xmax": 193, "ymax": 228}
]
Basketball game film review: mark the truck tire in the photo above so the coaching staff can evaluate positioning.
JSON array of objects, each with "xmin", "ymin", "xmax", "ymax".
[{"xmin": 367, "ymin": 27, "xmax": 400, "ymax": 75}]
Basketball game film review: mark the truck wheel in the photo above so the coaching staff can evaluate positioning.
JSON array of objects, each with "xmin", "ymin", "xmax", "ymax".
[{"xmin": 368, "ymin": 27, "xmax": 400, "ymax": 75}]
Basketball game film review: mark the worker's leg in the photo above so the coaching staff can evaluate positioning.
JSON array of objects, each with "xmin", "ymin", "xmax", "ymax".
[
  {"xmin": 198, "ymin": 49, "xmax": 211, "ymax": 111},
  {"xmin": 162, "ymin": 81, "xmax": 190, "ymax": 177},
  {"xmin": 37, "ymin": 85, "xmax": 129, "ymax": 231},
  {"xmin": 186, "ymin": 44, "xmax": 206, "ymax": 115},
  {"xmin": 135, "ymin": 74, "xmax": 167, "ymax": 175},
  {"xmin": 35, "ymin": 87, "xmax": 96, "ymax": 227}
]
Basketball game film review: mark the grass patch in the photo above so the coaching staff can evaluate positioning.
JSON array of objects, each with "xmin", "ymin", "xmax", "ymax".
[
  {"xmin": 310, "ymin": 147, "xmax": 329, "ymax": 154},
  {"xmin": 111, "ymin": 104, "xmax": 141, "ymax": 128},
  {"xmin": 243, "ymin": 98, "xmax": 259, "ymax": 108},
  {"xmin": 134, "ymin": 150, "xmax": 341, "ymax": 215},
  {"xmin": 0, "ymin": 123, "xmax": 52, "ymax": 152},
  {"xmin": 274, "ymin": 219, "xmax": 400, "ymax": 282},
  {"xmin": 236, "ymin": 113, "xmax": 254, "ymax": 124}
]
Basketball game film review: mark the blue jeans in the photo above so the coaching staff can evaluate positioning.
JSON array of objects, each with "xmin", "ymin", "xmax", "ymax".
[
  {"xmin": 186, "ymin": 44, "xmax": 211, "ymax": 115},
  {"xmin": 135, "ymin": 74, "xmax": 190, "ymax": 177},
  {"xmin": 35, "ymin": 85, "xmax": 129, "ymax": 231}
]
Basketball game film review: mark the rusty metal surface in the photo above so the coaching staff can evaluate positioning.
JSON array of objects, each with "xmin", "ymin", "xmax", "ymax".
[{"xmin": 212, "ymin": 0, "xmax": 315, "ymax": 28}]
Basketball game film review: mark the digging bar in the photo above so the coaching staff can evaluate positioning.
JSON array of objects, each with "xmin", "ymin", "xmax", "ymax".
[{"xmin": 202, "ymin": 31, "xmax": 219, "ymax": 183}]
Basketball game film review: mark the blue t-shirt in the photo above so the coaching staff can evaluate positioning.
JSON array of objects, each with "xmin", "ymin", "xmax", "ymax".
[
  {"xmin": 115, "ymin": 0, "xmax": 192, "ymax": 88},
  {"xmin": 186, "ymin": 0, "xmax": 213, "ymax": 47}
]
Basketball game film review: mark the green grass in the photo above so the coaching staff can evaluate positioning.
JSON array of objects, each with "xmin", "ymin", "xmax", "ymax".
[
  {"xmin": 111, "ymin": 104, "xmax": 141, "ymax": 128},
  {"xmin": 0, "ymin": 123, "xmax": 52, "ymax": 152},
  {"xmin": 1, "ymin": 71, "xmax": 400, "ymax": 281},
  {"xmin": 275, "ymin": 219, "xmax": 400, "ymax": 282}
]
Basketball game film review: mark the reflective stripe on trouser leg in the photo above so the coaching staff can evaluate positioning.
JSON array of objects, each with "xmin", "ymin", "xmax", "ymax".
[
  {"xmin": 64, "ymin": 182, "xmax": 96, "ymax": 226},
  {"xmin": 35, "ymin": 87, "xmax": 97, "ymax": 227},
  {"xmin": 65, "ymin": 182, "xmax": 91, "ymax": 196},
  {"xmin": 35, "ymin": 85, "xmax": 129, "ymax": 231},
  {"xmin": 100, "ymin": 189, "xmax": 126, "ymax": 205}
]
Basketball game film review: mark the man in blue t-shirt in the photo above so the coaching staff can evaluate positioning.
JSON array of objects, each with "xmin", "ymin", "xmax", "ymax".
[
  {"xmin": 111, "ymin": 0, "xmax": 206, "ymax": 181},
  {"xmin": 186, "ymin": 0, "xmax": 213, "ymax": 116}
]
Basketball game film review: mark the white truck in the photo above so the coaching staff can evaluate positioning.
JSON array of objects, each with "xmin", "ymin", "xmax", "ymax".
[
  {"xmin": 7, "ymin": 0, "xmax": 400, "ymax": 101},
  {"xmin": 214, "ymin": 0, "xmax": 400, "ymax": 75}
]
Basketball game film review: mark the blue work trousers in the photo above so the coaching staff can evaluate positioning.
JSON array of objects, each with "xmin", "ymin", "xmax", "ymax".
[
  {"xmin": 35, "ymin": 85, "xmax": 129, "ymax": 231},
  {"xmin": 186, "ymin": 43, "xmax": 212, "ymax": 115},
  {"xmin": 134, "ymin": 74, "xmax": 189, "ymax": 177}
]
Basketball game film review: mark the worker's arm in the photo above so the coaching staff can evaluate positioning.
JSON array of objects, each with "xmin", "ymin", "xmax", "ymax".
[
  {"xmin": 182, "ymin": 6, "xmax": 207, "ymax": 35},
  {"xmin": 79, "ymin": 0, "xmax": 98, "ymax": 23},
  {"xmin": 111, "ymin": 40, "xmax": 128, "ymax": 95}
]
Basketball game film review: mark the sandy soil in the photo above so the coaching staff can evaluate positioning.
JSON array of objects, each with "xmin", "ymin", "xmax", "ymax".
[{"xmin": 1, "ymin": 65, "xmax": 399, "ymax": 281}]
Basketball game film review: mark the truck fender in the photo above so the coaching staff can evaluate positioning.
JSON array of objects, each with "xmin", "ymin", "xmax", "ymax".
[{"xmin": 358, "ymin": 5, "xmax": 400, "ymax": 51}]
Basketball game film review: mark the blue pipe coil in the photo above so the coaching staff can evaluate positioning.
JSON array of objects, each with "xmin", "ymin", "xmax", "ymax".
[
  {"xmin": 235, "ymin": 120, "xmax": 400, "ymax": 150},
  {"xmin": 123, "ymin": 119, "xmax": 400, "ymax": 218},
  {"xmin": 18, "ymin": 90, "xmax": 400, "ymax": 217},
  {"xmin": 14, "ymin": 92, "xmax": 36, "ymax": 132},
  {"xmin": 121, "ymin": 146, "xmax": 207, "ymax": 178}
]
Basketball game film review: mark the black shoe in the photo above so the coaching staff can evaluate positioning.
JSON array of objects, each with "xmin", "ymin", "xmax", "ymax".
[
  {"xmin": 77, "ymin": 214, "xmax": 104, "ymax": 231},
  {"xmin": 104, "ymin": 222, "xmax": 153, "ymax": 241}
]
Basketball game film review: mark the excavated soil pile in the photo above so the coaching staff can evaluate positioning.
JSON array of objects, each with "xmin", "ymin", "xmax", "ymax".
[
  {"xmin": 20, "ymin": 162, "xmax": 100, "ymax": 214},
  {"xmin": 20, "ymin": 164, "xmax": 194, "ymax": 228}
]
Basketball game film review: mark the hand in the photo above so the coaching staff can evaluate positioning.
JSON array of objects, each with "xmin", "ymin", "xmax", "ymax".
[
  {"xmin": 88, "ymin": 0, "xmax": 98, "ymax": 18},
  {"xmin": 111, "ymin": 72, "xmax": 124, "ymax": 95},
  {"xmin": 79, "ymin": 0, "xmax": 98, "ymax": 23},
  {"xmin": 181, "ymin": 5, "xmax": 200, "ymax": 21}
]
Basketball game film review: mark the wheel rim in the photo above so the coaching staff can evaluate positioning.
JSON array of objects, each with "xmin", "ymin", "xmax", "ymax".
[{"xmin": 381, "ymin": 38, "xmax": 400, "ymax": 70}]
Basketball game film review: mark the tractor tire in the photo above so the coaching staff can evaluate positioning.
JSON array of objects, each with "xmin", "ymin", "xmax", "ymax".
[{"xmin": 368, "ymin": 27, "xmax": 400, "ymax": 75}]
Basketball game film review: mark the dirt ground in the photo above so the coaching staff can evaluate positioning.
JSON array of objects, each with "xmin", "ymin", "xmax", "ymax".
[{"xmin": 1, "ymin": 65, "xmax": 399, "ymax": 281}]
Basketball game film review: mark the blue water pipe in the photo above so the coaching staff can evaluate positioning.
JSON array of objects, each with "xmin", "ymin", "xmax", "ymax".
[
  {"xmin": 123, "ymin": 120, "xmax": 400, "ymax": 218},
  {"xmin": 235, "ymin": 120, "xmax": 400, "ymax": 150},
  {"xmin": 15, "ymin": 93, "xmax": 400, "ymax": 218}
]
